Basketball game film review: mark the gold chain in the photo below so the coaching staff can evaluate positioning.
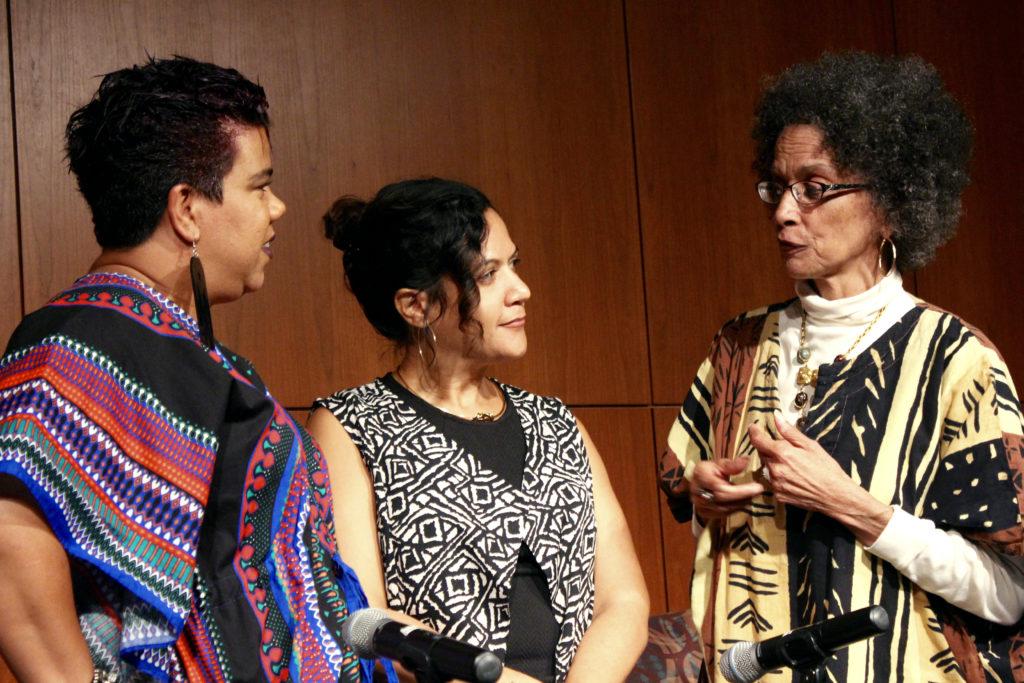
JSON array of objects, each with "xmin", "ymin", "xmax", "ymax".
[
  {"xmin": 393, "ymin": 369, "xmax": 505, "ymax": 422},
  {"xmin": 794, "ymin": 303, "xmax": 888, "ymax": 429}
]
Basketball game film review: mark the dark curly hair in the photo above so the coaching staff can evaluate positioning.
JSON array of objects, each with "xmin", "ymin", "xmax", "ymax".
[
  {"xmin": 323, "ymin": 178, "xmax": 491, "ymax": 349},
  {"xmin": 66, "ymin": 56, "xmax": 270, "ymax": 248},
  {"xmin": 753, "ymin": 51, "xmax": 973, "ymax": 270}
]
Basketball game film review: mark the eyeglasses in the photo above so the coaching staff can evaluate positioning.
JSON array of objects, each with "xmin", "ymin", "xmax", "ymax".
[{"xmin": 756, "ymin": 180, "xmax": 869, "ymax": 206}]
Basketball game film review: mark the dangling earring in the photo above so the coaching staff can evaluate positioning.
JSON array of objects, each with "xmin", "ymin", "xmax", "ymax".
[
  {"xmin": 190, "ymin": 240, "xmax": 215, "ymax": 347},
  {"xmin": 416, "ymin": 323, "xmax": 438, "ymax": 367},
  {"xmin": 878, "ymin": 237, "xmax": 898, "ymax": 277}
]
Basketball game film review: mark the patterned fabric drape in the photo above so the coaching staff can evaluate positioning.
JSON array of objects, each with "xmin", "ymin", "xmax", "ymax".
[
  {"xmin": 660, "ymin": 301, "xmax": 1024, "ymax": 682},
  {"xmin": 0, "ymin": 273, "xmax": 367, "ymax": 682}
]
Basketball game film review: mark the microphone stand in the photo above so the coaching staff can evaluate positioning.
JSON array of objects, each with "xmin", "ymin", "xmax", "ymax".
[
  {"xmin": 394, "ymin": 635, "xmax": 451, "ymax": 683},
  {"xmin": 773, "ymin": 628, "xmax": 830, "ymax": 682},
  {"xmin": 798, "ymin": 664, "xmax": 826, "ymax": 683}
]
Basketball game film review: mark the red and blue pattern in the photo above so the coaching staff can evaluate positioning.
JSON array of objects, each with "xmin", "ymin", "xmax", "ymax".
[
  {"xmin": 0, "ymin": 337, "xmax": 214, "ymax": 631},
  {"xmin": 0, "ymin": 274, "xmax": 370, "ymax": 682},
  {"xmin": 235, "ymin": 405, "xmax": 361, "ymax": 682}
]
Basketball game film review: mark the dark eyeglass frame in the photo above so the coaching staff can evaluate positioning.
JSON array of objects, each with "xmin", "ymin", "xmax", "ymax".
[{"xmin": 756, "ymin": 180, "xmax": 870, "ymax": 206}]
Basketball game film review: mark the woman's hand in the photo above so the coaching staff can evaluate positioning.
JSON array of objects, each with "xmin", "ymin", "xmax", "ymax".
[
  {"xmin": 689, "ymin": 457, "xmax": 765, "ymax": 520},
  {"xmin": 747, "ymin": 413, "xmax": 892, "ymax": 544}
]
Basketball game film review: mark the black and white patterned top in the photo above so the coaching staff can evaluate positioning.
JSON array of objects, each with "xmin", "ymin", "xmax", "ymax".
[{"xmin": 316, "ymin": 378, "xmax": 597, "ymax": 681}]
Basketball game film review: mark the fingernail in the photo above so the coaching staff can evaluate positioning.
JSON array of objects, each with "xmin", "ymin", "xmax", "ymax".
[{"xmin": 773, "ymin": 410, "xmax": 789, "ymax": 426}]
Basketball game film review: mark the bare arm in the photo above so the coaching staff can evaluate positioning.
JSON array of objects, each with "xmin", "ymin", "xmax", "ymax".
[
  {"xmin": 309, "ymin": 408, "xmax": 426, "ymax": 683},
  {"xmin": 564, "ymin": 420, "xmax": 650, "ymax": 683},
  {"xmin": 0, "ymin": 476, "xmax": 93, "ymax": 682}
]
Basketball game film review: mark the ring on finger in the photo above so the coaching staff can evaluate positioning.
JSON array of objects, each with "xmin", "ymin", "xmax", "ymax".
[{"xmin": 697, "ymin": 488, "xmax": 715, "ymax": 502}]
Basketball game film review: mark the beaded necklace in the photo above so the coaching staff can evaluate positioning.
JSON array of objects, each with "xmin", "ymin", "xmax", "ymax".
[{"xmin": 794, "ymin": 303, "xmax": 887, "ymax": 430}]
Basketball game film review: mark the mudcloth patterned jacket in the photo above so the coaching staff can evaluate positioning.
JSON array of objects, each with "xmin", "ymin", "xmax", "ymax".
[
  {"xmin": 660, "ymin": 301, "xmax": 1024, "ymax": 683},
  {"xmin": 317, "ymin": 379, "xmax": 597, "ymax": 682},
  {"xmin": 0, "ymin": 273, "xmax": 372, "ymax": 682}
]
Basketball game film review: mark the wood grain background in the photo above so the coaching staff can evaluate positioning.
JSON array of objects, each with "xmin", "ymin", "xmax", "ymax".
[{"xmin": 1, "ymin": 1, "xmax": 1021, "ymax": 677}]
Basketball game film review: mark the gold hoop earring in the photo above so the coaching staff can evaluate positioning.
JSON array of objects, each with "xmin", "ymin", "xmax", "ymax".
[{"xmin": 878, "ymin": 237, "xmax": 897, "ymax": 276}]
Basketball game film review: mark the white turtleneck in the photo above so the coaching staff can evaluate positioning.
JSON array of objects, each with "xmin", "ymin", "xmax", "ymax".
[
  {"xmin": 777, "ymin": 269, "xmax": 916, "ymax": 425},
  {"xmin": 772, "ymin": 270, "xmax": 1024, "ymax": 625}
]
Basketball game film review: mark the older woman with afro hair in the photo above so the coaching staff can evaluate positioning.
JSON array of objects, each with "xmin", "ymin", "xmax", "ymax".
[{"xmin": 660, "ymin": 51, "xmax": 1024, "ymax": 682}]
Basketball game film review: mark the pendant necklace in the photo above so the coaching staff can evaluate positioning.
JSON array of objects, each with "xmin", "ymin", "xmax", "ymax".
[
  {"xmin": 394, "ymin": 368, "xmax": 505, "ymax": 422},
  {"xmin": 794, "ymin": 303, "xmax": 887, "ymax": 430}
]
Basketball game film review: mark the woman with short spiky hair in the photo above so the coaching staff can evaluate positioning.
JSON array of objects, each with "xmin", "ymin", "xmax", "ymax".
[{"xmin": 0, "ymin": 57, "xmax": 384, "ymax": 683}]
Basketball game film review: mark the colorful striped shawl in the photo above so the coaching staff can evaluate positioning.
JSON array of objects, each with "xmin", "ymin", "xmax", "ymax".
[{"xmin": 0, "ymin": 273, "xmax": 368, "ymax": 681}]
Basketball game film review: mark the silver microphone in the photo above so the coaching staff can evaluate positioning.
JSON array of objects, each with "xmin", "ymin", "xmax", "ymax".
[
  {"xmin": 342, "ymin": 607, "xmax": 503, "ymax": 683},
  {"xmin": 720, "ymin": 606, "xmax": 890, "ymax": 682}
]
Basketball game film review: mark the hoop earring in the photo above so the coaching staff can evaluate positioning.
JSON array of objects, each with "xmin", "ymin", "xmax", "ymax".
[
  {"xmin": 415, "ymin": 323, "xmax": 438, "ymax": 367},
  {"xmin": 878, "ymin": 237, "xmax": 898, "ymax": 276},
  {"xmin": 189, "ymin": 240, "xmax": 215, "ymax": 347}
]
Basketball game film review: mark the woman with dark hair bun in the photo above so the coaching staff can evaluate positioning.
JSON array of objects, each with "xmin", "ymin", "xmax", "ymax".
[
  {"xmin": 659, "ymin": 52, "xmax": 1024, "ymax": 682},
  {"xmin": 309, "ymin": 178, "xmax": 649, "ymax": 682}
]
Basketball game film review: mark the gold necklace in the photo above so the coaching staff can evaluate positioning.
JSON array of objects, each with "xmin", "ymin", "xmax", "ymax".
[
  {"xmin": 393, "ymin": 369, "xmax": 505, "ymax": 422},
  {"xmin": 794, "ymin": 303, "xmax": 887, "ymax": 430}
]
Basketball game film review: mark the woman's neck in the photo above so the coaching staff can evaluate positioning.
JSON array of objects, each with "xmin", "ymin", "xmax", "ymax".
[
  {"xmin": 394, "ymin": 352, "xmax": 504, "ymax": 418},
  {"xmin": 91, "ymin": 253, "xmax": 195, "ymax": 317},
  {"xmin": 811, "ymin": 268, "xmax": 881, "ymax": 300},
  {"xmin": 798, "ymin": 268, "xmax": 904, "ymax": 323}
]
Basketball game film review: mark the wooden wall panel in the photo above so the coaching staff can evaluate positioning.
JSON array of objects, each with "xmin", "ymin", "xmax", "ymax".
[
  {"xmin": 653, "ymin": 406, "xmax": 695, "ymax": 613},
  {"xmin": 0, "ymin": 9, "xmax": 23, "ymax": 672},
  {"xmin": 628, "ymin": 0, "xmax": 895, "ymax": 404},
  {"xmin": 1, "ymin": 6, "xmax": 20, "ymax": 665},
  {"xmin": 12, "ymin": 0, "xmax": 648, "ymax": 408},
  {"xmin": 895, "ymin": 1, "xmax": 1024, "ymax": 382},
  {"xmin": 0, "ymin": 2, "xmax": 20, "ymax": 344},
  {"xmin": 574, "ymin": 407, "xmax": 666, "ymax": 612}
]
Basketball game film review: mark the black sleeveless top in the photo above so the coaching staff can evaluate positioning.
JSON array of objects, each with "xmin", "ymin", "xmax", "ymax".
[{"xmin": 380, "ymin": 375, "xmax": 559, "ymax": 681}]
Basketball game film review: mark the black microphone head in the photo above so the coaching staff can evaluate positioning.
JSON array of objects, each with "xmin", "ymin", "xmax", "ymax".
[
  {"xmin": 867, "ymin": 606, "xmax": 891, "ymax": 633},
  {"xmin": 720, "ymin": 640, "xmax": 763, "ymax": 683},
  {"xmin": 342, "ymin": 607, "xmax": 390, "ymax": 658},
  {"xmin": 473, "ymin": 651, "xmax": 504, "ymax": 683}
]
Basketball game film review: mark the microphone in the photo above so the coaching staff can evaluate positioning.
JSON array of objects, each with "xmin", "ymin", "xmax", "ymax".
[
  {"xmin": 342, "ymin": 607, "xmax": 504, "ymax": 683},
  {"xmin": 720, "ymin": 606, "xmax": 890, "ymax": 683}
]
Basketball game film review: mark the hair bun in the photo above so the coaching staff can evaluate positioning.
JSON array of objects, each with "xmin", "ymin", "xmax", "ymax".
[{"xmin": 323, "ymin": 196, "xmax": 367, "ymax": 252}]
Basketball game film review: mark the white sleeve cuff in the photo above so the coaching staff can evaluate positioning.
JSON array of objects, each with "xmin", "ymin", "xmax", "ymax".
[
  {"xmin": 865, "ymin": 506, "xmax": 932, "ymax": 569},
  {"xmin": 865, "ymin": 506, "xmax": 1024, "ymax": 625}
]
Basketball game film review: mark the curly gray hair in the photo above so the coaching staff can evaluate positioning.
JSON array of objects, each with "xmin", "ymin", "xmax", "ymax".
[{"xmin": 753, "ymin": 51, "xmax": 973, "ymax": 270}]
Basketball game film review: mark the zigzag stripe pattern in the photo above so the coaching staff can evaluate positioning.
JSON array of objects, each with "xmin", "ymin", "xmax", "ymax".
[
  {"xmin": 1, "ymin": 274, "xmax": 369, "ymax": 681},
  {"xmin": 320, "ymin": 380, "xmax": 597, "ymax": 681},
  {"xmin": 1, "ymin": 386, "xmax": 207, "ymax": 555},
  {"xmin": 2, "ymin": 336, "xmax": 218, "ymax": 495},
  {"xmin": 176, "ymin": 570, "xmax": 232, "ymax": 682},
  {"xmin": 0, "ymin": 341, "xmax": 219, "ymax": 635}
]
